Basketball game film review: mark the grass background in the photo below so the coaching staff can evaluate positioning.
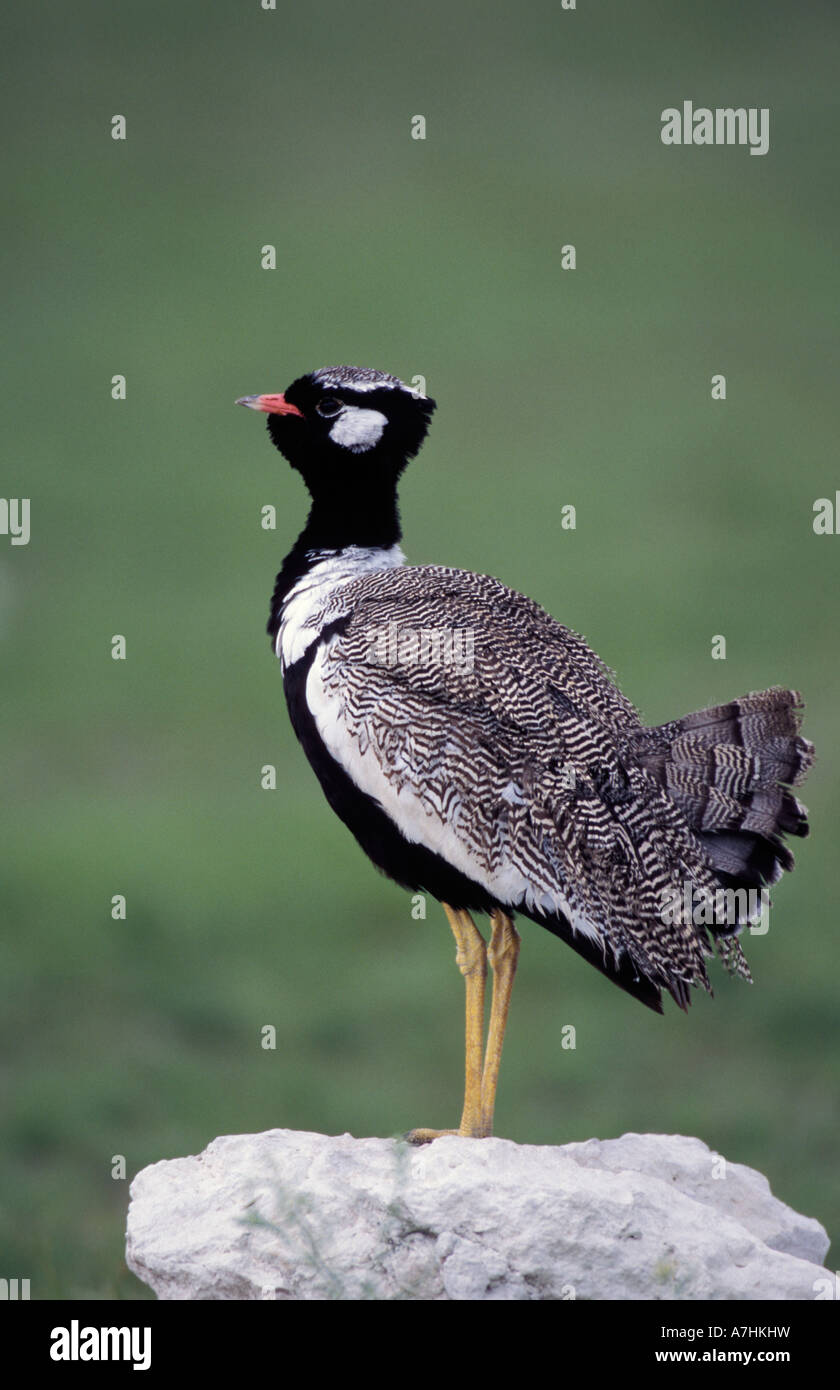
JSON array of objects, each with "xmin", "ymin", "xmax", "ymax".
[{"xmin": 2, "ymin": 0, "xmax": 838, "ymax": 1298}]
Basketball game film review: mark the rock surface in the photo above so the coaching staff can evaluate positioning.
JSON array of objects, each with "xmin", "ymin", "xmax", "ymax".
[{"xmin": 125, "ymin": 1129, "xmax": 830, "ymax": 1300}]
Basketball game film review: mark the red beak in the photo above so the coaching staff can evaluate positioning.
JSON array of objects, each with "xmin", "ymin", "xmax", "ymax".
[{"xmin": 236, "ymin": 392, "xmax": 304, "ymax": 417}]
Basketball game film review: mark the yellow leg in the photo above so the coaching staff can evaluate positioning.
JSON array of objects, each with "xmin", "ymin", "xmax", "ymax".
[
  {"xmin": 480, "ymin": 909, "xmax": 521, "ymax": 1138},
  {"xmin": 407, "ymin": 906, "xmax": 522, "ymax": 1143},
  {"xmin": 450, "ymin": 905, "xmax": 488, "ymax": 1137},
  {"xmin": 407, "ymin": 904, "xmax": 487, "ymax": 1144}
]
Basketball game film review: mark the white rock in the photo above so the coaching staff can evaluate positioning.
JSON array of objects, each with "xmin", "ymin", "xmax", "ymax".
[{"xmin": 125, "ymin": 1129, "xmax": 829, "ymax": 1301}]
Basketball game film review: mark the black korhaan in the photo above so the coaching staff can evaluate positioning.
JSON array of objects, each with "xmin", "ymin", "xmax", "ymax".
[{"xmin": 237, "ymin": 365, "xmax": 814, "ymax": 1141}]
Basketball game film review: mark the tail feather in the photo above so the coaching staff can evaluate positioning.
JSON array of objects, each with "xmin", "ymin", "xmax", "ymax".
[{"xmin": 632, "ymin": 685, "xmax": 814, "ymax": 906}]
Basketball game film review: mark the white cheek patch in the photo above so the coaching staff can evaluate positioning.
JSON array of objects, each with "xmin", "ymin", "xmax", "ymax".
[{"xmin": 329, "ymin": 406, "xmax": 388, "ymax": 453}]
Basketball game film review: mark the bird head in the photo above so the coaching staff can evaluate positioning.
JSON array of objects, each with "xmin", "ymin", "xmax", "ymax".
[{"xmin": 236, "ymin": 365, "xmax": 436, "ymax": 497}]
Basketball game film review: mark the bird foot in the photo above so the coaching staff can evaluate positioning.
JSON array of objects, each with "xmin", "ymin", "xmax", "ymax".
[
  {"xmin": 404, "ymin": 1127, "xmax": 461, "ymax": 1145},
  {"xmin": 404, "ymin": 1123, "xmax": 492, "ymax": 1144}
]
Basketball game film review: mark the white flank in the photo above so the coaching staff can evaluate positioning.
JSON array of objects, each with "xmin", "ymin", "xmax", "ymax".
[
  {"xmin": 305, "ymin": 639, "xmax": 604, "ymax": 946},
  {"xmin": 329, "ymin": 406, "xmax": 388, "ymax": 452},
  {"xmin": 277, "ymin": 544, "xmax": 405, "ymax": 670}
]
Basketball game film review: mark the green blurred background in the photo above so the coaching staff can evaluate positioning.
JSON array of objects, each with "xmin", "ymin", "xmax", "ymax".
[{"xmin": 2, "ymin": 1, "xmax": 838, "ymax": 1298}]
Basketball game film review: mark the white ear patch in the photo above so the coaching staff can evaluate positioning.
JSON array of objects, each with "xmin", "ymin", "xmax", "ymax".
[{"xmin": 329, "ymin": 405, "xmax": 388, "ymax": 453}]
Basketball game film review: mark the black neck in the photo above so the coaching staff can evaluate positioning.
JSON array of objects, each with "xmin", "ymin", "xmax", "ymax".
[
  {"xmin": 267, "ymin": 475, "xmax": 403, "ymax": 643},
  {"xmin": 298, "ymin": 475, "xmax": 402, "ymax": 552}
]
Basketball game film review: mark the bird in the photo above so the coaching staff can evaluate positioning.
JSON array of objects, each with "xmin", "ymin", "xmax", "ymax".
[{"xmin": 237, "ymin": 364, "xmax": 814, "ymax": 1143}]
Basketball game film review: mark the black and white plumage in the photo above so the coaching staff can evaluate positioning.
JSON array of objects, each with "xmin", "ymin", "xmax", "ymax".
[{"xmin": 238, "ymin": 364, "xmax": 814, "ymax": 1135}]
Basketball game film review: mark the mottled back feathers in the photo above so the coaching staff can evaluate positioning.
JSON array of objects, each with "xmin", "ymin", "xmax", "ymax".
[{"xmin": 292, "ymin": 561, "xmax": 814, "ymax": 1008}]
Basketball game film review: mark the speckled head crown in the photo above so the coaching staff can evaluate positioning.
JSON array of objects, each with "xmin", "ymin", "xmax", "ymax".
[{"xmin": 311, "ymin": 365, "xmax": 430, "ymax": 400}]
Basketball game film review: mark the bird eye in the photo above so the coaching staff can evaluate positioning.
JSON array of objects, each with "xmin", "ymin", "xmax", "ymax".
[{"xmin": 316, "ymin": 397, "xmax": 343, "ymax": 418}]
